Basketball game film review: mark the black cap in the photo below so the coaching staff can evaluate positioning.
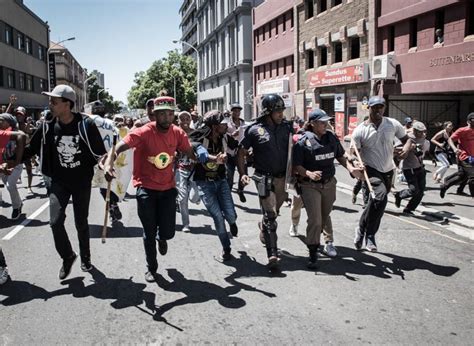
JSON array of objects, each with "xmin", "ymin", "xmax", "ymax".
[{"xmin": 308, "ymin": 109, "xmax": 332, "ymax": 122}]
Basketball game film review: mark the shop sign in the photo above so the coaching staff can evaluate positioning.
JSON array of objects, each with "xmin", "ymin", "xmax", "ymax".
[
  {"xmin": 307, "ymin": 64, "xmax": 368, "ymax": 87},
  {"xmin": 257, "ymin": 78, "xmax": 289, "ymax": 95},
  {"xmin": 429, "ymin": 52, "xmax": 474, "ymax": 67},
  {"xmin": 48, "ymin": 54, "xmax": 57, "ymax": 90},
  {"xmin": 349, "ymin": 96, "xmax": 358, "ymax": 107},
  {"xmin": 335, "ymin": 112, "xmax": 345, "ymax": 140},
  {"xmin": 348, "ymin": 116, "xmax": 358, "ymax": 136},
  {"xmin": 334, "ymin": 93, "xmax": 345, "ymax": 112},
  {"xmin": 280, "ymin": 93, "xmax": 293, "ymax": 108}
]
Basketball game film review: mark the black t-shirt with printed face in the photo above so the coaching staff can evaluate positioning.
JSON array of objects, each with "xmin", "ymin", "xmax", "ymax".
[
  {"xmin": 52, "ymin": 113, "xmax": 106, "ymax": 187},
  {"xmin": 193, "ymin": 135, "xmax": 227, "ymax": 181},
  {"xmin": 292, "ymin": 130, "xmax": 344, "ymax": 181}
]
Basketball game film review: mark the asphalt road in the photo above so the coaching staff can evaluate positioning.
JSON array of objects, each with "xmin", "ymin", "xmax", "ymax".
[{"xmin": 0, "ymin": 170, "xmax": 472, "ymax": 344}]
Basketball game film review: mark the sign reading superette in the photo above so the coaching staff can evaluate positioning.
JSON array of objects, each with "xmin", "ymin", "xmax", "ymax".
[{"xmin": 307, "ymin": 64, "xmax": 368, "ymax": 87}]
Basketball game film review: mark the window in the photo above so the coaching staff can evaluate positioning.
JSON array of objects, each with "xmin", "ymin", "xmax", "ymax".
[
  {"xmin": 290, "ymin": 10, "xmax": 294, "ymax": 28},
  {"xmin": 275, "ymin": 19, "xmax": 278, "ymax": 35},
  {"xmin": 17, "ymin": 32, "xmax": 24, "ymax": 51},
  {"xmin": 333, "ymin": 0, "xmax": 342, "ymax": 6},
  {"xmin": 305, "ymin": 49, "xmax": 314, "ymax": 69},
  {"xmin": 5, "ymin": 25, "xmax": 13, "ymax": 46},
  {"xmin": 7, "ymin": 69, "xmax": 15, "ymax": 88},
  {"xmin": 39, "ymin": 78, "xmax": 45, "ymax": 91},
  {"xmin": 305, "ymin": 0, "xmax": 314, "ymax": 20},
  {"xmin": 409, "ymin": 18, "xmax": 417, "ymax": 48},
  {"xmin": 333, "ymin": 42, "xmax": 342, "ymax": 63},
  {"xmin": 320, "ymin": 46, "xmax": 328, "ymax": 66},
  {"xmin": 25, "ymin": 37, "xmax": 32, "ymax": 54},
  {"xmin": 267, "ymin": 23, "xmax": 271, "ymax": 39},
  {"xmin": 319, "ymin": 0, "xmax": 327, "ymax": 13},
  {"xmin": 388, "ymin": 25, "xmax": 395, "ymax": 52},
  {"xmin": 0, "ymin": 67, "xmax": 3, "ymax": 87},
  {"xmin": 350, "ymin": 37, "xmax": 360, "ymax": 59},
  {"xmin": 26, "ymin": 75, "xmax": 33, "ymax": 91},
  {"xmin": 468, "ymin": 0, "xmax": 474, "ymax": 36},
  {"xmin": 19, "ymin": 72, "xmax": 25, "ymax": 90},
  {"xmin": 291, "ymin": 55, "xmax": 294, "ymax": 73},
  {"xmin": 38, "ymin": 45, "xmax": 45, "ymax": 61},
  {"xmin": 282, "ymin": 13, "xmax": 286, "ymax": 32},
  {"xmin": 256, "ymin": 29, "xmax": 260, "ymax": 44}
]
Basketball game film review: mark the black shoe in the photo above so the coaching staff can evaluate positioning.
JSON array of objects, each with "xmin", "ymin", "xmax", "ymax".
[
  {"xmin": 351, "ymin": 193, "xmax": 357, "ymax": 204},
  {"xmin": 80, "ymin": 259, "xmax": 92, "ymax": 272},
  {"xmin": 158, "ymin": 240, "xmax": 168, "ymax": 256},
  {"xmin": 394, "ymin": 192, "xmax": 402, "ymax": 208},
  {"xmin": 220, "ymin": 248, "xmax": 232, "ymax": 261},
  {"xmin": 403, "ymin": 208, "xmax": 414, "ymax": 215},
  {"xmin": 456, "ymin": 190, "xmax": 469, "ymax": 196},
  {"xmin": 307, "ymin": 245, "xmax": 318, "ymax": 269},
  {"xmin": 354, "ymin": 227, "xmax": 364, "ymax": 250},
  {"xmin": 11, "ymin": 206, "xmax": 22, "ymax": 220},
  {"xmin": 113, "ymin": 205, "xmax": 122, "ymax": 220},
  {"xmin": 59, "ymin": 252, "xmax": 77, "ymax": 280},
  {"xmin": 440, "ymin": 185, "xmax": 446, "ymax": 199},
  {"xmin": 230, "ymin": 223, "xmax": 238, "ymax": 237},
  {"xmin": 237, "ymin": 190, "xmax": 246, "ymax": 203},
  {"xmin": 145, "ymin": 271, "xmax": 157, "ymax": 283}
]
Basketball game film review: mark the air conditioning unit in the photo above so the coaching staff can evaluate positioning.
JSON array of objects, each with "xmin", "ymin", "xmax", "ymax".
[{"xmin": 371, "ymin": 53, "xmax": 396, "ymax": 80}]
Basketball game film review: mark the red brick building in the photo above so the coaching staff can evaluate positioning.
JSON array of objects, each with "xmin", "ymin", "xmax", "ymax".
[{"xmin": 376, "ymin": 0, "xmax": 474, "ymax": 133}]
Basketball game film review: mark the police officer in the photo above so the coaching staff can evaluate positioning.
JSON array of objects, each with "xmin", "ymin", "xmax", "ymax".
[
  {"xmin": 293, "ymin": 109, "xmax": 362, "ymax": 268},
  {"xmin": 237, "ymin": 94, "xmax": 292, "ymax": 268}
]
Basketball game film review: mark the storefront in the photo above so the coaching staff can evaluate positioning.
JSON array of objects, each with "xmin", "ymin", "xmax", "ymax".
[
  {"xmin": 255, "ymin": 77, "xmax": 294, "ymax": 119},
  {"xmin": 305, "ymin": 63, "xmax": 370, "ymax": 140}
]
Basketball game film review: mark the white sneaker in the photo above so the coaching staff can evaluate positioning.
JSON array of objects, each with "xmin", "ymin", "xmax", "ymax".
[
  {"xmin": 0, "ymin": 266, "xmax": 9, "ymax": 285},
  {"xmin": 289, "ymin": 224, "xmax": 298, "ymax": 237},
  {"xmin": 182, "ymin": 226, "xmax": 191, "ymax": 233},
  {"xmin": 323, "ymin": 242, "xmax": 337, "ymax": 257}
]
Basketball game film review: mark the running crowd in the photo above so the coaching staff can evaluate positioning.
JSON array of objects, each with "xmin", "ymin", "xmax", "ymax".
[{"xmin": 0, "ymin": 85, "xmax": 473, "ymax": 285}]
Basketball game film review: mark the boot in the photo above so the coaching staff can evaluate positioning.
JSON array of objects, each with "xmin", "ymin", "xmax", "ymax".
[
  {"xmin": 267, "ymin": 231, "xmax": 280, "ymax": 268},
  {"xmin": 307, "ymin": 244, "xmax": 318, "ymax": 269}
]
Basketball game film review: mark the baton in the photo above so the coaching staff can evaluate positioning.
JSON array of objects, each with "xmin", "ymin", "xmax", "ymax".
[
  {"xmin": 101, "ymin": 135, "xmax": 118, "ymax": 244},
  {"xmin": 351, "ymin": 140, "xmax": 376, "ymax": 199}
]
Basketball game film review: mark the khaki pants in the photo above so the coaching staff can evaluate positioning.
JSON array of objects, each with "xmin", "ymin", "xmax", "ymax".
[
  {"xmin": 291, "ymin": 195, "xmax": 304, "ymax": 226},
  {"xmin": 300, "ymin": 177, "xmax": 336, "ymax": 245},
  {"xmin": 258, "ymin": 176, "xmax": 287, "ymax": 221}
]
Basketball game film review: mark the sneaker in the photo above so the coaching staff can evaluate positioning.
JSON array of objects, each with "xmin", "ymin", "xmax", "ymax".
[
  {"xmin": 351, "ymin": 193, "xmax": 357, "ymax": 204},
  {"xmin": 288, "ymin": 224, "xmax": 298, "ymax": 237},
  {"xmin": 267, "ymin": 255, "xmax": 280, "ymax": 268},
  {"xmin": 230, "ymin": 223, "xmax": 238, "ymax": 237},
  {"xmin": 0, "ymin": 266, "xmax": 9, "ymax": 285},
  {"xmin": 109, "ymin": 205, "xmax": 122, "ymax": 223},
  {"xmin": 11, "ymin": 206, "xmax": 22, "ymax": 220},
  {"xmin": 182, "ymin": 226, "xmax": 191, "ymax": 233},
  {"xmin": 323, "ymin": 242, "xmax": 337, "ymax": 257},
  {"xmin": 394, "ymin": 192, "xmax": 402, "ymax": 208},
  {"xmin": 366, "ymin": 237, "xmax": 378, "ymax": 252},
  {"xmin": 237, "ymin": 190, "xmax": 246, "ymax": 203},
  {"xmin": 354, "ymin": 227, "xmax": 364, "ymax": 250},
  {"xmin": 403, "ymin": 208, "xmax": 414, "ymax": 216},
  {"xmin": 158, "ymin": 240, "xmax": 168, "ymax": 256},
  {"xmin": 145, "ymin": 271, "xmax": 157, "ymax": 283},
  {"xmin": 59, "ymin": 252, "xmax": 77, "ymax": 280},
  {"xmin": 220, "ymin": 248, "xmax": 232, "ymax": 261},
  {"xmin": 440, "ymin": 185, "xmax": 447, "ymax": 199},
  {"xmin": 80, "ymin": 259, "xmax": 92, "ymax": 272}
]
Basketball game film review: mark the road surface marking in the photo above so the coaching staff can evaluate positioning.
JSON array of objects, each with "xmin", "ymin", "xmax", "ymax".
[{"xmin": 3, "ymin": 201, "xmax": 50, "ymax": 240}]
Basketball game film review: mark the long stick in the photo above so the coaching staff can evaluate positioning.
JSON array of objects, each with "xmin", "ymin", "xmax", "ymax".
[
  {"xmin": 101, "ymin": 135, "xmax": 117, "ymax": 244},
  {"xmin": 351, "ymin": 140, "xmax": 376, "ymax": 199}
]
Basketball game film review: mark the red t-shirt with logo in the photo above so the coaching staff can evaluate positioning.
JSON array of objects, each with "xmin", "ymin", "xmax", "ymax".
[
  {"xmin": 451, "ymin": 126, "xmax": 474, "ymax": 161},
  {"xmin": 123, "ymin": 123, "xmax": 191, "ymax": 191},
  {"xmin": 0, "ymin": 129, "xmax": 12, "ymax": 164}
]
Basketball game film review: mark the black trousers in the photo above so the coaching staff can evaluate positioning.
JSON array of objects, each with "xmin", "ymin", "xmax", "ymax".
[
  {"xmin": 359, "ymin": 166, "xmax": 393, "ymax": 238},
  {"xmin": 99, "ymin": 188, "xmax": 119, "ymax": 206},
  {"xmin": 444, "ymin": 161, "xmax": 474, "ymax": 196},
  {"xmin": 49, "ymin": 182, "xmax": 92, "ymax": 261},
  {"xmin": 0, "ymin": 246, "xmax": 6, "ymax": 267},
  {"xmin": 399, "ymin": 167, "xmax": 426, "ymax": 211}
]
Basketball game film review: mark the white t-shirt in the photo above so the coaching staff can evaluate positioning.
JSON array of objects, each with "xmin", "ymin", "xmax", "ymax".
[{"xmin": 352, "ymin": 117, "xmax": 406, "ymax": 173}]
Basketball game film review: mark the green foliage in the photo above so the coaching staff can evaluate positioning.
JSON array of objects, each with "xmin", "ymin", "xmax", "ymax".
[
  {"xmin": 127, "ymin": 50, "xmax": 197, "ymax": 111},
  {"xmin": 86, "ymin": 73, "xmax": 123, "ymax": 114}
]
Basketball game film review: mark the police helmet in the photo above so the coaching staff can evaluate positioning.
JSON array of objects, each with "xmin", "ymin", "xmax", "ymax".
[
  {"xmin": 91, "ymin": 100, "xmax": 105, "ymax": 115},
  {"xmin": 259, "ymin": 94, "xmax": 285, "ymax": 118}
]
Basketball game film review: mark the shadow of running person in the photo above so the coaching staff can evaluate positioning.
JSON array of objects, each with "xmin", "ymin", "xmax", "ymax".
[
  {"xmin": 153, "ymin": 268, "xmax": 246, "ymax": 325},
  {"xmin": 0, "ymin": 280, "xmax": 52, "ymax": 306}
]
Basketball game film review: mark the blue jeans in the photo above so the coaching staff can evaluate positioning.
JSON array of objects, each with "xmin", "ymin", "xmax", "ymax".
[
  {"xmin": 136, "ymin": 187, "xmax": 177, "ymax": 272},
  {"xmin": 196, "ymin": 179, "xmax": 237, "ymax": 250}
]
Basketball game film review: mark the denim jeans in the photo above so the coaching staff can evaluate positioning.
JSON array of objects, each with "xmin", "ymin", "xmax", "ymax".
[
  {"xmin": 0, "ymin": 164, "xmax": 23, "ymax": 209},
  {"xmin": 136, "ymin": 187, "xmax": 177, "ymax": 272},
  {"xmin": 196, "ymin": 179, "xmax": 237, "ymax": 250},
  {"xmin": 49, "ymin": 181, "xmax": 92, "ymax": 261},
  {"xmin": 176, "ymin": 169, "xmax": 200, "ymax": 228}
]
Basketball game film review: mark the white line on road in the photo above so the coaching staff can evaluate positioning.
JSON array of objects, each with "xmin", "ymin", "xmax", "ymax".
[{"xmin": 3, "ymin": 201, "xmax": 50, "ymax": 240}]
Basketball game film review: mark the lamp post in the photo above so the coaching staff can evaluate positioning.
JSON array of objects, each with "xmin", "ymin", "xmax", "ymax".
[
  {"xmin": 47, "ymin": 37, "xmax": 76, "ymax": 91},
  {"xmin": 173, "ymin": 39, "xmax": 199, "ymax": 113},
  {"xmin": 83, "ymin": 74, "xmax": 96, "ymax": 107},
  {"xmin": 97, "ymin": 88, "xmax": 109, "ymax": 101}
]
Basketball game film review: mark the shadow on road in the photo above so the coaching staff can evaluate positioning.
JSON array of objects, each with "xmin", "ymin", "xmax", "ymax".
[{"xmin": 89, "ymin": 223, "xmax": 143, "ymax": 238}]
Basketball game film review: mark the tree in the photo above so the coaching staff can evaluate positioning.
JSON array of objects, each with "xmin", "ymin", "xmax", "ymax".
[
  {"xmin": 86, "ymin": 72, "xmax": 123, "ymax": 114},
  {"xmin": 127, "ymin": 50, "xmax": 197, "ymax": 111}
]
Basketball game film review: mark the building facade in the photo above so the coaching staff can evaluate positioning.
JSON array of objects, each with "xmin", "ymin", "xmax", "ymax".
[
  {"xmin": 91, "ymin": 69, "xmax": 105, "ymax": 89},
  {"xmin": 296, "ymin": 0, "xmax": 372, "ymax": 139},
  {"xmin": 196, "ymin": 0, "xmax": 263, "ymax": 120},
  {"xmin": 49, "ymin": 41, "xmax": 86, "ymax": 112},
  {"xmin": 179, "ymin": 0, "xmax": 198, "ymax": 59},
  {"xmin": 376, "ymin": 0, "xmax": 474, "ymax": 135},
  {"xmin": 0, "ymin": 0, "xmax": 49, "ymax": 118},
  {"xmin": 253, "ymin": 0, "xmax": 297, "ymax": 119}
]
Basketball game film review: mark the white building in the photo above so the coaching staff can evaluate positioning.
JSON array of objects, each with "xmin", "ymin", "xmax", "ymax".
[{"xmin": 195, "ymin": 0, "xmax": 263, "ymax": 120}]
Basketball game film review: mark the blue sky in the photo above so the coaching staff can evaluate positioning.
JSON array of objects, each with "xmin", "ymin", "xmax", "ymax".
[{"xmin": 24, "ymin": 0, "xmax": 183, "ymax": 104}]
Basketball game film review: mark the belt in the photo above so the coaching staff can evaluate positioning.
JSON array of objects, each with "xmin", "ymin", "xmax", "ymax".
[
  {"xmin": 301, "ymin": 176, "xmax": 333, "ymax": 185},
  {"xmin": 255, "ymin": 170, "xmax": 285, "ymax": 178}
]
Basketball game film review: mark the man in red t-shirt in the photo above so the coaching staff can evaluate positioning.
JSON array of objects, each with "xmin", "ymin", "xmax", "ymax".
[
  {"xmin": 104, "ymin": 97, "xmax": 206, "ymax": 283},
  {"xmin": 440, "ymin": 112, "xmax": 474, "ymax": 198}
]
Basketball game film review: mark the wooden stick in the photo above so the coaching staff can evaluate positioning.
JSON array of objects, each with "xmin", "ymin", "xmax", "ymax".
[
  {"xmin": 351, "ymin": 140, "xmax": 376, "ymax": 199},
  {"xmin": 101, "ymin": 135, "xmax": 117, "ymax": 244}
]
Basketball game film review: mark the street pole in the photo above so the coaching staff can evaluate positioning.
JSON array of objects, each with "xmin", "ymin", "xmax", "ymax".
[
  {"xmin": 173, "ymin": 40, "xmax": 199, "ymax": 113},
  {"xmin": 97, "ymin": 88, "xmax": 108, "ymax": 101},
  {"xmin": 47, "ymin": 37, "xmax": 75, "ymax": 91},
  {"xmin": 83, "ymin": 74, "xmax": 96, "ymax": 107}
]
